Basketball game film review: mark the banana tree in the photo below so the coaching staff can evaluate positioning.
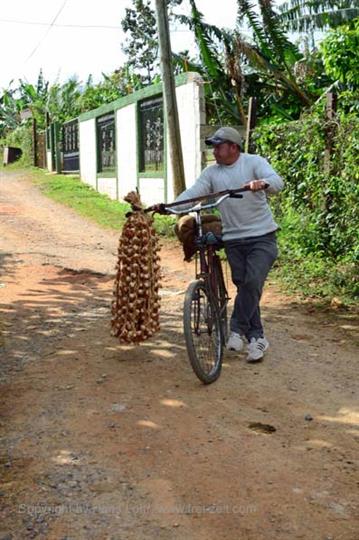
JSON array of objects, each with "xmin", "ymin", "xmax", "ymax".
[
  {"xmin": 47, "ymin": 77, "xmax": 82, "ymax": 123},
  {"xmin": 179, "ymin": 0, "xmax": 315, "ymax": 122},
  {"xmin": 18, "ymin": 69, "xmax": 49, "ymax": 128},
  {"xmin": 177, "ymin": 0, "xmax": 247, "ymax": 124},
  {"xmin": 235, "ymin": 0, "xmax": 313, "ymax": 106}
]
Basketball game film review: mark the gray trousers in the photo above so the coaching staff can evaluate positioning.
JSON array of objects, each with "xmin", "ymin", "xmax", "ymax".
[{"xmin": 224, "ymin": 232, "xmax": 278, "ymax": 341}]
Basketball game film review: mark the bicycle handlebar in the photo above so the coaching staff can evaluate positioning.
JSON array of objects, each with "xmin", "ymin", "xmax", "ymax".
[
  {"xmin": 145, "ymin": 183, "xmax": 269, "ymax": 215},
  {"xmin": 165, "ymin": 192, "xmax": 234, "ymax": 215}
]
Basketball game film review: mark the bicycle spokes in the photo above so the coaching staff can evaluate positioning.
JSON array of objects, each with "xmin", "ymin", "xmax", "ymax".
[
  {"xmin": 193, "ymin": 290, "xmax": 214, "ymax": 336},
  {"xmin": 184, "ymin": 281, "xmax": 223, "ymax": 384}
]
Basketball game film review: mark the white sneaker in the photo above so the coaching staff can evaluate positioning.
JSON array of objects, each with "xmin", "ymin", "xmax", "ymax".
[
  {"xmin": 247, "ymin": 337, "xmax": 269, "ymax": 362},
  {"xmin": 226, "ymin": 332, "xmax": 244, "ymax": 352}
]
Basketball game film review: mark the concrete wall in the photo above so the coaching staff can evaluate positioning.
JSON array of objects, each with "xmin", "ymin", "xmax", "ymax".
[
  {"xmin": 79, "ymin": 119, "xmax": 97, "ymax": 190},
  {"xmin": 97, "ymin": 177, "xmax": 117, "ymax": 199},
  {"xmin": 46, "ymin": 150, "xmax": 53, "ymax": 172},
  {"xmin": 78, "ymin": 72, "xmax": 205, "ymax": 207},
  {"xmin": 116, "ymin": 103, "xmax": 137, "ymax": 200},
  {"xmin": 138, "ymin": 178, "xmax": 165, "ymax": 206},
  {"xmin": 166, "ymin": 72, "xmax": 205, "ymax": 199}
]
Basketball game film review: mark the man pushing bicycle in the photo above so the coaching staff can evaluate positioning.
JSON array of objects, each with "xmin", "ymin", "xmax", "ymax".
[{"xmin": 171, "ymin": 126, "xmax": 283, "ymax": 363}]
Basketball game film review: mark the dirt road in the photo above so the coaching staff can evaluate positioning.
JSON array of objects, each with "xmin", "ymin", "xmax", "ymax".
[{"xmin": 0, "ymin": 169, "xmax": 358, "ymax": 540}]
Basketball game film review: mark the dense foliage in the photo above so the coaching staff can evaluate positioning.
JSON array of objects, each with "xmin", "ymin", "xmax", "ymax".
[
  {"xmin": 4, "ymin": 125, "xmax": 33, "ymax": 166},
  {"xmin": 320, "ymin": 19, "xmax": 359, "ymax": 87},
  {"xmin": 254, "ymin": 107, "xmax": 359, "ymax": 301},
  {"xmin": 176, "ymin": 2, "xmax": 356, "ymax": 124}
]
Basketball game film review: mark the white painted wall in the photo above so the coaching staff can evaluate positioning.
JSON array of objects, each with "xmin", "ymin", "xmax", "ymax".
[
  {"xmin": 116, "ymin": 104, "xmax": 137, "ymax": 200},
  {"xmin": 79, "ymin": 119, "xmax": 97, "ymax": 189},
  {"xmin": 97, "ymin": 177, "xmax": 117, "ymax": 200},
  {"xmin": 78, "ymin": 73, "xmax": 205, "ymax": 206},
  {"xmin": 138, "ymin": 177, "xmax": 165, "ymax": 206},
  {"xmin": 46, "ymin": 150, "xmax": 52, "ymax": 172},
  {"xmin": 167, "ymin": 73, "xmax": 205, "ymax": 200}
]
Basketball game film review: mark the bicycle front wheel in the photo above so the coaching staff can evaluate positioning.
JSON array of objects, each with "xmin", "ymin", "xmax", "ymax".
[{"xmin": 183, "ymin": 280, "xmax": 223, "ymax": 384}]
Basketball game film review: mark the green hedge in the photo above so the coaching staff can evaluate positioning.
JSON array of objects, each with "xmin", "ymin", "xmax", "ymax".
[
  {"xmin": 3, "ymin": 124, "xmax": 33, "ymax": 166},
  {"xmin": 254, "ymin": 112, "xmax": 359, "ymax": 302}
]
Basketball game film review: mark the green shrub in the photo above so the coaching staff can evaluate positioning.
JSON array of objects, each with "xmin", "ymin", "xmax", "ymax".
[
  {"xmin": 254, "ymin": 109, "xmax": 359, "ymax": 302},
  {"xmin": 320, "ymin": 19, "xmax": 359, "ymax": 88},
  {"xmin": 4, "ymin": 124, "xmax": 33, "ymax": 166}
]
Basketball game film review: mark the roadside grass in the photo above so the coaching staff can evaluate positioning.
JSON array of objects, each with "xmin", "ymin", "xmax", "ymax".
[
  {"xmin": 2, "ymin": 165, "xmax": 176, "ymax": 236},
  {"xmin": 270, "ymin": 252, "xmax": 358, "ymax": 307}
]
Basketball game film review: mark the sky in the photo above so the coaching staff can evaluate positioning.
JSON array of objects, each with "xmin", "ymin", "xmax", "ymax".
[{"xmin": 0, "ymin": 0, "xmax": 239, "ymax": 91}]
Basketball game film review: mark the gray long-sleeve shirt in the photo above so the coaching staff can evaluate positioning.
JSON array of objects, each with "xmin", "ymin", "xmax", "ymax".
[{"xmin": 175, "ymin": 153, "xmax": 284, "ymax": 241}]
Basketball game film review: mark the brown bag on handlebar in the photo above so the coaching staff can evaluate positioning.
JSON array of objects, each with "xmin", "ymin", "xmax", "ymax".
[{"xmin": 174, "ymin": 214, "xmax": 222, "ymax": 262}]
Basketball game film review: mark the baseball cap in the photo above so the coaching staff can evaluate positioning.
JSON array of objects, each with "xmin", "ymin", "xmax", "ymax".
[{"xmin": 205, "ymin": 126, "xmax": 242, "ymax": 146}]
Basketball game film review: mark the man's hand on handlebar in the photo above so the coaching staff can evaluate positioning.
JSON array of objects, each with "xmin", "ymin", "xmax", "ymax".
[
  {"xmin": 244, "ymin": 180, "xmax": 269, "ymax": 191},
  {"xmin": 151, "ymin": 203, "xmax": 169, "ymax": 215}
]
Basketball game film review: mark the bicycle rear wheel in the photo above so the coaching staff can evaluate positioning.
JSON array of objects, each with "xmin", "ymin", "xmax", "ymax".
[{"xmin": 183, "ymin": 279, "xmax": 223, "ymax": 384}]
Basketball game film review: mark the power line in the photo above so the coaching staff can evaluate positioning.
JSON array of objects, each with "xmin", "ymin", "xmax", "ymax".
[
  {"xmin": 0, "ymin": 18, "xmax": 122, "ymax": 29},
  {"xmin": 0, "ymin": 19, "xmax": 193, "ymax": 32},
  {"xmin": 25, "ymin": 0, "xmax": 69, "ymax": 63},
  {"xmin": 0, "ymin": 19, "xmax": 197, "ymax": 36}
]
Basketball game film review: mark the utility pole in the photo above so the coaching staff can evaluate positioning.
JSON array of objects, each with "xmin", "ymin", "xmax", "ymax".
[
  {"xmin": 245, "ymin": 97, "xmax": 257, "ymax": 153},
  {"xmin": 154, "ymin": 0, "xmax": 186, "ymax": 197}
]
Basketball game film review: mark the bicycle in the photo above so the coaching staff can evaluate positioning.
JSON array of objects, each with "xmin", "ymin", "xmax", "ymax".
[{"xmin": 152, "ymin": 186, "xmax": 251, "ymax": 384}]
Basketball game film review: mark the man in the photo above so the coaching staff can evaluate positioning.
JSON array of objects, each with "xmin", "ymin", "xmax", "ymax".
[{"xmin": 174, "ymin": 126, "xmax": 284, "ymax": 362}]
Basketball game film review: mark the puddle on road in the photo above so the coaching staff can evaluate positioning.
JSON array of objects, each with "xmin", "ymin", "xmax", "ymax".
[{"xmin": 248, "ymin": 422, "xmax": 277, "ymax": 434}]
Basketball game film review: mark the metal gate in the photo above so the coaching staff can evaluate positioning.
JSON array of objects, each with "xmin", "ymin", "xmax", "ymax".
[
  {"xmin": 62, "ymin": 119, "xmax": 79, "ymax": 173},
  {"xmin": 36, "ymin": 131, "xmax": 46, "ymax": 168}
]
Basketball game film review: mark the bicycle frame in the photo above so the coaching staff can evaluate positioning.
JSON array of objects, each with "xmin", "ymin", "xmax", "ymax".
[
  {"xmin": 193, "ymin": 211, "xmax": 224, "ymax": 299},
  {"xmin": 165, "ymin": 194, "xmax": 231, "ymax": 327}
]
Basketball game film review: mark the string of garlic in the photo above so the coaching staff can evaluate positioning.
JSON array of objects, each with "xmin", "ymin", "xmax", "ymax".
[{"xmin": 111, "ymin": 193, "xmax": 161, "ymax": 344}]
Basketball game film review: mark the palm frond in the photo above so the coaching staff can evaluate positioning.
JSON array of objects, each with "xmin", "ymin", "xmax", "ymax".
[
  {"xmin": 186, "ymin": 0, "xmax": 224, "ymax": 81},
  {"xmin": 175, "ymin": 13, "xmax": 225, "ymax": 42},
  {"xmin": 278, "ymin": 0, "xmax": 359, "ymax": 31},
  {"xmin": 171, "ymin": 52, "xmax": 202, "ymax": 73},
  {"xmin": 19, "ymin": 81, "xmax": 37, "ymax": 102},
  {"xmin": 257, "ymin": 0, "xmax": 300, "ymax": 69},
  {"xmin": 236, "ymin": 0, "xmax": 272, "ymax": 57},
  {"xmin": 235, "ymin": 35, "xmax": 312, "ymax": 105},
  {"xmin": 293, "ymin": 8, "xmax": 358, "ymax": 31}
]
